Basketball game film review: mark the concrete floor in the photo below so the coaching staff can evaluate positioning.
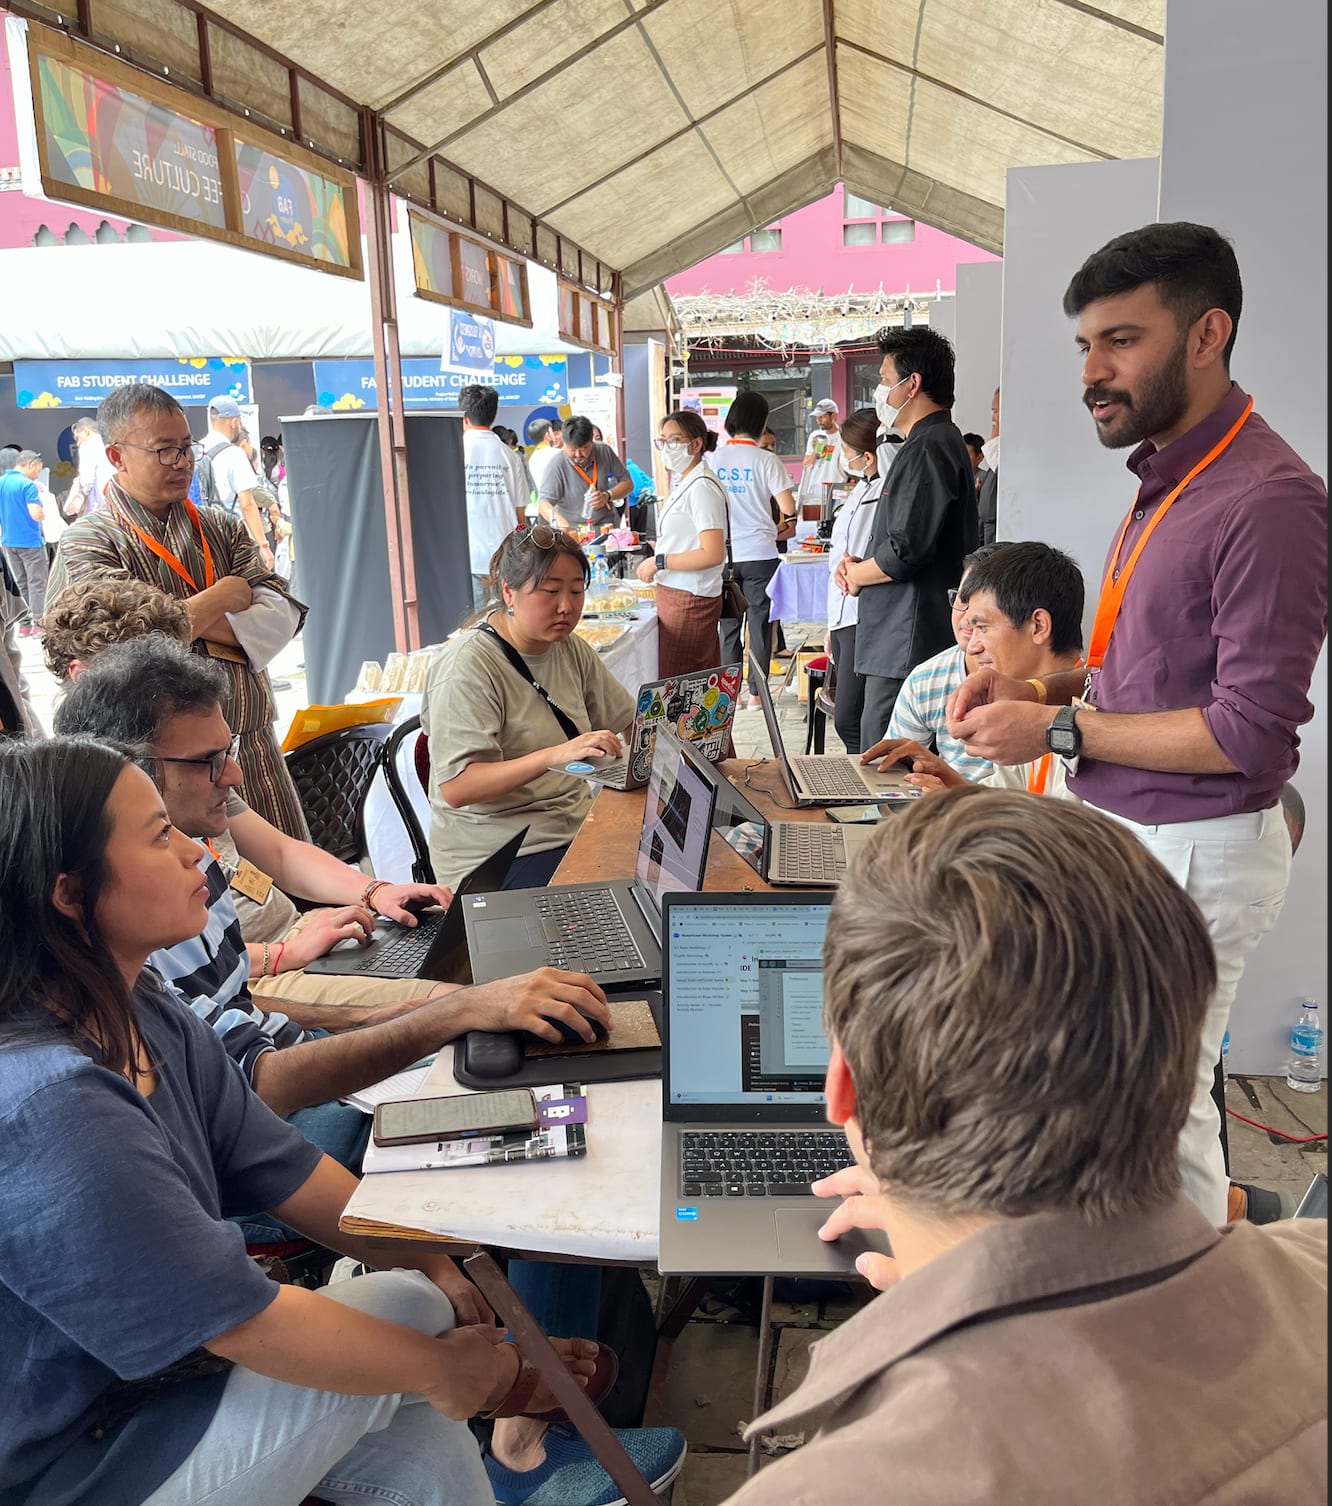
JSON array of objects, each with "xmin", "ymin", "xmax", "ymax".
[{"xmin": 18, "ymin": 626, "xmax": 1327, "ymax": 1505}]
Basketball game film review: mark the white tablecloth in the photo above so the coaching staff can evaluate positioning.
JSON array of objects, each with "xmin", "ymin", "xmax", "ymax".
[
  {"xmin": 767, "ymin": 553, "xmax": 831, "ymax": 624},
  {"xmin": 358, "ymin": 611, "xmax": 660, "ymax": 883}
]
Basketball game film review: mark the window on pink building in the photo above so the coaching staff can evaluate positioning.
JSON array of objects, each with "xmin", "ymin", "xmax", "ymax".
[
  {"xmin": 843, "ymin": 188, "xmax": 915, "ymax": 247},
  {"xmin": 718, "ymin": 225, "xmax": 782, "ymax": 253}
]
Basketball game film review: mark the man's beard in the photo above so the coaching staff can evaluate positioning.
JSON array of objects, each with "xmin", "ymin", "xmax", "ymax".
[{"xmin": 1085, "ymin": 334, "xmax": 1190, "ymax": 449}]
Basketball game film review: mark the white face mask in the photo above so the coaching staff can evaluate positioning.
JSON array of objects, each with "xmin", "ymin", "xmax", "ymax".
[
  {"xmin": 873, "ymin": 374, "xmax": 913, "ymax": 430},
  {"xmin": 842, "ymin": 452, "xmax": 867, "ymax": 477},
  {"xmin": 982, "ymin": 434, "xmax": 1001, "ymax": 471},
  {"xmin": 661, "ymin": 439, "xmax": 695, "ymax": 475}
]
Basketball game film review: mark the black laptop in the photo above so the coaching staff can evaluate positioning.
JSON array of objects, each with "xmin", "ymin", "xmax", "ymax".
[
  {"xmin": 462, "ymin": 728, "xmax": 717, "ymax": 989},
  {"xmin": 302, "ymin": 828, "xmax": 528, "ymax": 982}
]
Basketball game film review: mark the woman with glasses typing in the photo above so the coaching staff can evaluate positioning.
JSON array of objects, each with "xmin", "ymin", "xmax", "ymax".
[
  {"xmin": 0, "ymin": 737, "xmax": 620, "ymax": 1506},
  {"xmin": 421, "ymin": 525, "xmax": 636, "ymax": 891},
  {"xmin": 636, "ymin": 409, "xmax": 728, "ymax": 676}
]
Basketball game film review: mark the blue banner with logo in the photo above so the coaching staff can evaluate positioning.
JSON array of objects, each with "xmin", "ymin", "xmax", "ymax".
[
  {"xmin": 312, "ymin": 356, "xmax": 567, "ymax": 411},
  {"xmin": 13, "ymin": 358, "xmax": 252, "ymax": 408},
  {"xmin": 442, "ymin": 309, "xmax": 496, "ymax": 375}
]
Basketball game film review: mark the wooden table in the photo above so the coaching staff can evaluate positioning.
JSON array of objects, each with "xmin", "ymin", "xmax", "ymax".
[{"xmin": 552, "ymin": 756, "xmax": 831, "ymax": 892}]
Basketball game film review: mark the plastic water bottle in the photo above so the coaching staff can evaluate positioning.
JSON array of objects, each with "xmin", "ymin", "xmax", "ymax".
[
  {"xmin": 1220, "ymin": 1030, "xmax": 1230, "ymax": 1082},
  {"xmin": 1285, "ymin": 999, "xmax": 1325, "ymax": 1093},
  {"xmin": 590, "ymin": 554, "xmax": 611, "ymax": 593}
]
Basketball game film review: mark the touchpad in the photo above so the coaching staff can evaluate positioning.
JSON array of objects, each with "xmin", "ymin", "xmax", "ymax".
[
  {"xmin": 471, "ymin": 916, "xmax": 535, "ymax": 954},
  {"xmin": 774, "ymin": 1207, "xmax": 892, "ymax": 1276}
]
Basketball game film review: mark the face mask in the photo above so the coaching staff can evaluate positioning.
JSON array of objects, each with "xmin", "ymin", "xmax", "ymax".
[
  {"xmin": 661, "ymin": 440, "xmax": 694, "ymax": 474},
  {"xmin": 843, "ymin": 453, "xmax": 867, "ymax": 477},
  {"xmin": 873, "ymin": 374, "xmax": 913, "ymax": 430},
  {"xmin": 982, "ymin": 435, "xmax": 1001, "ymax": 471}
]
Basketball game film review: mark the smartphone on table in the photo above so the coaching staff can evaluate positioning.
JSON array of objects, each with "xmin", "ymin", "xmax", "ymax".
[
  {"xmin": 826, "ymin": 804, "xmax": 885, "ymax": 825},
  {"xmin": 372, "ymin": 1087, "xmax": 538, "ymax": 1147}
]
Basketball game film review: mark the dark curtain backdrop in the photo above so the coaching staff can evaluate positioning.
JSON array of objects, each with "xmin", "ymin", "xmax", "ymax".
[{"xmin": 282, "ymin": 411, "xmax": 470, "ymax": 705}]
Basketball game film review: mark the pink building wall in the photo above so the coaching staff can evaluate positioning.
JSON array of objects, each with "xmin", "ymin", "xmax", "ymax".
[{"xmin": 665, "ymin": 192, "xmax": 996, "ymax": 302}]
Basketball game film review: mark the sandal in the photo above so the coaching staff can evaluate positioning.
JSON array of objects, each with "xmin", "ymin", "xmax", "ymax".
[{"xmin": 482, "ymin": 1341, "xmax": 619, "ymax": 1423}]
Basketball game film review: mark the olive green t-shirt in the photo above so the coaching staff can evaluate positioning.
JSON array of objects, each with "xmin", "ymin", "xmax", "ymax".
[{"xmin": 420, "ymin": 625, "xmax": 636, "ymax": 888}]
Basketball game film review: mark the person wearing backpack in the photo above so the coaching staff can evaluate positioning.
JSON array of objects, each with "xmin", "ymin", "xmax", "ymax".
[{"xmin": 198, "ymin": 396, "xmax": 274, "ymax": 570}]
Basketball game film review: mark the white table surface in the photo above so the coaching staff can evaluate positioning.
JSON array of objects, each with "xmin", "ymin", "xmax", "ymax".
[
  {"xmin": 341, "ymin": 1046, "xmax": 662, "ymax": 1263},
  {"xmin": 356, "ymin": 611, "xmax": 660, "ymax": 884}
]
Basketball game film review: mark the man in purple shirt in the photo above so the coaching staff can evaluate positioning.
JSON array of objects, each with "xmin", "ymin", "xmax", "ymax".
[{"xmin": 944, "ymin": 222, "xmax": 1328, "ymax": 1224}]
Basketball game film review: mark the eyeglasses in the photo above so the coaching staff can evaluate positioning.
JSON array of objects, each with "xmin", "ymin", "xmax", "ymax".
[
  {"xmin": 947, "ymin": 588, "xmax": 969, "ymax": 610},
  {"xmin": 514, "ymin": 523, "xmax": 558, "ymax": 550},
  {"xmin": 117, "ymin": 440, "xmax": 205, "ymax": 467},
  {"xmin": 155, "ymin": 734, "xmax": 240, "ymax": 783}
]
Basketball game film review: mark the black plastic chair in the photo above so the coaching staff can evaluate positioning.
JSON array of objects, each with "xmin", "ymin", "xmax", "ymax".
[
  {"xmin": 283, "ymin": 720, "xmax": 395, "ymax": 866},
  {"xmin": 382, "ymin": 715, "xmax": 435, "ymax": 885}
]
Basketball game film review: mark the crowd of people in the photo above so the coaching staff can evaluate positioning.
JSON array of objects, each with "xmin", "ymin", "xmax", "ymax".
[{"xmin": 0, "ymin": 217, "xmax": 1327, "ymax": 1506}]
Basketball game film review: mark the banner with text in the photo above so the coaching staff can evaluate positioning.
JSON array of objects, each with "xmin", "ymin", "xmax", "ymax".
[
  {"xmin": 441, "ymin": 309, "xmax": 496, "ymax": 377},
  {"xmin": 312, "ymin": 357, "xmax": 567, "ymax": 411},
  {"xmin": 14, "ymin": 358, "xmax": 252, "ymax": 409}
]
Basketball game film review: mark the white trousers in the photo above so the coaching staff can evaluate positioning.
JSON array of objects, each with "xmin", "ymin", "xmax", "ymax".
[{"xmin": 1084, "ymin": 801, "xmax": 1292, "ymax": 1225}]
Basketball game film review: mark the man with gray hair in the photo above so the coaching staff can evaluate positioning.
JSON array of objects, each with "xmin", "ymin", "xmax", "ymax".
[
  {"xmin": 723, "ymin": 789, "xmax": 1326, "ymax": 1505},
  {"xmin": 49, "ymin": 382, "xmax": 311, "ymax": 839}
]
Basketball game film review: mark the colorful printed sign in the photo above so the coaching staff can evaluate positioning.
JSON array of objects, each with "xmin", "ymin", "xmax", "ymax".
[
  {"xmin": 234, "ymin": 141, "xmax": 352, "ymax": 268},
  {"xmin": 408, "ymin": 208, "xmax": 532, "ymax": 326},
  {"xmin": 36, "ymin": 54, "xmax": 227, "ymax": 231},
  {"xmin": 312, "ymin": 356, "xmax": 567, "ymax": 411},
  {"xmin": 558, "ymin": 280, "xmax": 617, "ymax": 355},
  {"xmin": 13, "ymin": 358, "xmax": 252, "ymax": 409}
]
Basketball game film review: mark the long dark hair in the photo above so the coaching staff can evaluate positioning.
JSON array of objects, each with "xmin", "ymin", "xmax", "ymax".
[{"xmin": 0, "ymin": 738, "xmax": 139, "ymax": 1075}]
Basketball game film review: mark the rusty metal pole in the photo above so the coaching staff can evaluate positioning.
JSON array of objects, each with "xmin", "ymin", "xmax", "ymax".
[
  {"xmin": 363, "ymin": 108, "xmax": 420, "ymax": 651},
  {"xmin": 612, "ymin": 275, "xmax": 627, "ymax": 460}
]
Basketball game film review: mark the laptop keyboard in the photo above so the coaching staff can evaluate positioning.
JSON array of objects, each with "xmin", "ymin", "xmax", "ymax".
[
  {"xmin": 775, "ymin": 826, "xmax": 847, "ymax": 885},
  {"xmin": 680, "ymin": 1130, "xmax": 849, "ymax": 1197},
  {"xmin": 792, "ymin": 757, "xmax": 870, "ymax": 799},
  {"xmin": 533, "ymin": 889, "xmax": 645, "ymax": 973},
  {"xmin": 344, "ymin": 911, "xmax": 445, "ymax": 973}
]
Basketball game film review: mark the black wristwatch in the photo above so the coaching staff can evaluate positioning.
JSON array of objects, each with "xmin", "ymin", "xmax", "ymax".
[
  {"xmin": 655, "ymin": 553, "xmax": 667, "ymax": 571},
  {"xmin": 1045, "ymin": 704, "xmax": 1082, "ymax": 757}
]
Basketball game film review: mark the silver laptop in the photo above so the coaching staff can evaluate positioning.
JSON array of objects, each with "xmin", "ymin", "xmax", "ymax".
[
  {"xmin": 549, "ymin": 661, "xmax": 743, "ymax": 790},
  {"xmin": 463, "ymin": 728, "xmax": 717, "ymax": 988},
  {"xmin": 657, "ymin": 891, "xmax": 891, "ymax": 1277},
  {"xmin": 750, "ymin": 656, "xmax": 923, "ymax": 807},
  {"xmin": 665, "ymin": 728, "xmax": 877, "ymax": 887}
]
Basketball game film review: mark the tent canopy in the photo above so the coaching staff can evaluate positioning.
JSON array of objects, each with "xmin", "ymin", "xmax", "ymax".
[{"xmin": 16, "ymin": 0, "xmax": 1165, "ymax": 299}]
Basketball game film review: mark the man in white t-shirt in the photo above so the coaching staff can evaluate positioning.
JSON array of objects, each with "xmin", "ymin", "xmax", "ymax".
[
  {"xmin": 460, "ymin": 383, "xmax": 526, "ymax": 607},
  {"xmin": 798, "ymin": 397, "xmax": 844, "ymax": 508},
  {"xmin": 199, "ymin": 395, "xmax": 273, "ymax": 569},
  {"xmin": 63, "ymin": 417, "xmax": 116, "ymax": 518},
  {"xmin": 526, "ymin": 416, "xmax": 564, "ymax": 493}
]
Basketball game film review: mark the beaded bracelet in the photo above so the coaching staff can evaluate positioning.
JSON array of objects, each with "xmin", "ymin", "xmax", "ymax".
[{"xmin": 360, "ymin": 879, "xmax": 388, "ymax": 913}]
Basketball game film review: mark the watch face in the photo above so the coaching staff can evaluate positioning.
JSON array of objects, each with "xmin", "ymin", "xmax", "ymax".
[{"xmin": 1048, "ymin": 729, "xmax": 1077, "ymax": 755}]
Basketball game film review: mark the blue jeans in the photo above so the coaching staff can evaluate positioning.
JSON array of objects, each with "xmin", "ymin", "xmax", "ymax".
[
  {"xmin": 140, "ymin": 1270, "xmax": 493, "ymax": 1506},
  {"xmin": 506, "ymin": 1258, "xmax": 603, "ymax": 1339}
]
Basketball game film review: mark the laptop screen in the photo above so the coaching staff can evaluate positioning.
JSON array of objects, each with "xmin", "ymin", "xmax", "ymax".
[
  {"xmin": 669, "ymin": 730, "xmax": 770, "ymax": 881},
  {"xmin": 634, "ymin": 728, "xmax": 716, "ymax": 916},
  {"xmin": 662, "ymin": 894, "xmax": 833, "ymax": 1111}
]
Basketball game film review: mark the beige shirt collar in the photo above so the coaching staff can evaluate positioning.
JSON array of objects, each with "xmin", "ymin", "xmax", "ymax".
[{"xmin": 748, "ymin": 1195, "xmax": 1222, "ymax": 1437}]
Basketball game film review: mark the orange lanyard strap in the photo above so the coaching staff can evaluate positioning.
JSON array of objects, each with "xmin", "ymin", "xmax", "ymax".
[
  {"xmin": 1027, "ymin": 753, "xmax": 1052, "ymax": 796},
  {"xmin": 108, "ymin": 493, "xmax": 217, "ymax": 592},
  {"xmin": 1087, "ymin": 397, "xmax": 1253, "ymax": 670},
  {"xmin": 729, "ymin": 438, "xmax": 758, "ymax": 447},
  {"xmin": 570, "ymin": 459, "xmax": 599, "ymax": 491}
]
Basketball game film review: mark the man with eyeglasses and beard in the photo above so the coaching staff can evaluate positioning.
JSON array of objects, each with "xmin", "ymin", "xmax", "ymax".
[
  {"xmin": 49, "ymin": 382, "xmax": 312, "ymax": 839},
  {"xmin": 947, "ymin": 223, "xmax": 1328, "ymax": 1225}
]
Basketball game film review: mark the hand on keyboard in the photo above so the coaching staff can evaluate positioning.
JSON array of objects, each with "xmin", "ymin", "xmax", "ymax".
[
  {"xmin": 367, "ymin": 881, "xmax": 454, "ymax": 924},
  {"xmin": 282, "ymin": 904, "xmax": 377, "ymax": 968}
]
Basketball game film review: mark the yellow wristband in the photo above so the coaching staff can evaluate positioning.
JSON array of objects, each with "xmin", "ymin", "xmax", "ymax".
[{"xmin": 1026, "ymin": 677, "xmax": 1049, "ymax": 705}]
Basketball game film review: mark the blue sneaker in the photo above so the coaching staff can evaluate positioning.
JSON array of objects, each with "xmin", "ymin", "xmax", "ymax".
[{"xmin": 484, "ymin": 1423, "xmax": 687, "ymax": 1505}]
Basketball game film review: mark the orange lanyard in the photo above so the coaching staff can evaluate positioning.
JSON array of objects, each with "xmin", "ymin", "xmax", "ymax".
[
  {"xmin": 570, "ymin": 458, "xmax": 599, "ymax": 492},
  {"xmin": 1087, "ymin": 397, "xmax": 1253, "ymax": 669},
  {"xmin": 108, "ymin": 493, "xmax": 216, "ymax": 592},
  {"xmin": 1027, "ymin": 754, "xmax": 1052, "ymax": 795},
  {"xmin": 729, "ymin": 438, "xmax": 758, "ymax": 447}
]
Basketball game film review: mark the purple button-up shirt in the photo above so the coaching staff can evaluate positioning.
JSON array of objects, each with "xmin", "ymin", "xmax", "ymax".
[{"xmin": 1070, "ymin": 383, "xmax": 1327, "ymax": 824}]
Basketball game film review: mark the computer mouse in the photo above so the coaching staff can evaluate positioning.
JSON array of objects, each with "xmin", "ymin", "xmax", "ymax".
[{"xmin": 522, "ymin": 1012, "xmax": 609, "ymax": 1049}]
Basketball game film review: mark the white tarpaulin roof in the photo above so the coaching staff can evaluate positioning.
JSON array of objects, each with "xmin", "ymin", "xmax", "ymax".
[
  {"xmin": 11, "ymin": 1, "xmax": 1167, "ymax": 299},
  {"xmin": 199, "ymin": 0, "xmax": 1165, "ymax": 293},
  {"xmin": 0, "ymin": 234, "xmax": 584, "ymax": 360}
]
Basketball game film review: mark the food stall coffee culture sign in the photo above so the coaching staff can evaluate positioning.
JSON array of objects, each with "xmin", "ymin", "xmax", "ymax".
[
  {"xmin": 28, "ymin": 35, "xmax": 360, "ymax": 277},
  {"xmin": 13, "ymin": 359, "xmax": 252, "ymax": 409}
]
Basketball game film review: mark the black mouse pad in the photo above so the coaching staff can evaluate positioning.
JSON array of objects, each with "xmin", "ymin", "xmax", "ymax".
[{"xmin": 453, "ymin": 991, "xmax": 662, "ymax": 1091}]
